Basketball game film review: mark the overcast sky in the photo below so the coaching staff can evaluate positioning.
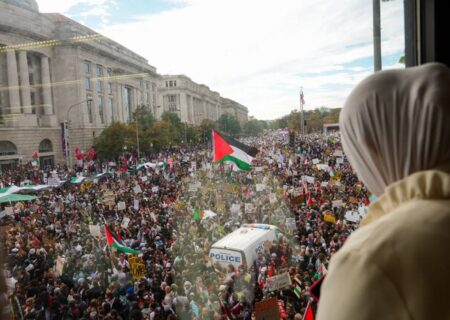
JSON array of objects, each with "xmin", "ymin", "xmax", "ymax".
[{"xmin": 37, "ymin": 0, "xmax": 405, "ymax": 120}]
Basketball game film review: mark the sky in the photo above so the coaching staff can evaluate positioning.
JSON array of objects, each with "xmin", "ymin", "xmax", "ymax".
[{"xmin": 36, "ymin": 0, "xmax": 405, "ymax": 120}]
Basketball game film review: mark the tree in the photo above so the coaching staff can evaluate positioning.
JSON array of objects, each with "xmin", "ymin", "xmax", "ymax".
[
  {"xmin": 243, "ymin": 118, "xmax": 264, "ymax": 136},
  {"xmin": 94, "ymin": 122, "xmax": 136, "ymax": 159},
  {"xmin": 132, "ymin": 104, "xmax": 155, "ymax": 130},
  {"xmin": 150, "ymin": 120, "xmax": 175, "ymax": 150},
  {"xmin": 197, "ymin": 119, "xmax": 216, "ymax": 142},
  {"xmin": 216, "ymin": 113, "xmax": 241, "ymax": 136},
  {"xmin": 161, "ymin": 111, "xmax": 184, "ymax": 143}
]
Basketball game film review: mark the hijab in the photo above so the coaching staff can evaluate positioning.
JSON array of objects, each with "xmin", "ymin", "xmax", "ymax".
[{"xmin": 340, "ymin": 63, "xmax": 450, "ymax": 196}]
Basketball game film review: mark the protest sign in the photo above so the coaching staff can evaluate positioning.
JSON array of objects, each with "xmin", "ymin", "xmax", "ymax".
[
  {"xmin": 255, "ymin": 167, "xmax": 264, "ymax": 172},
  {"xmin": 345, "ymin": 211, "xmax": 361, "ymax": 223},
  {"xmin": 312, "ymin": 158, "xmax": 320, "ymax": 164},
  {"xmin": 103, "ymin": 191, "xmax": 115, "ymax": 206},
  {"xmin": 334, "ymin": 150, "xmax": 344, "ymax": 157},
  {"xmin": 89, "ymin": 224, "xmax": 101, "ymax": 237},
  {"xmin": 265, "ymin": 272, "xmax": 292, "ymax": 291},
  {"xmin": 336, "ymin": 157, "xmax": 344, "ymax": 164},
  {"xmin": 255, "ymin": 297, "xmax": 280, "ymax": 320},
  {"xmin": 188, "ymin": 183, "xmax": 198, "ymax": 192},
  {"xmin": 133, "ymin": 185, "xmax": 142, "ymax": 194},
  {"xmin": 269, "ymin": 193, "xmax": 277, "ymax": 204},
  {"xmin": 117, "ymin": 201, "xmax": 126, "ymax": 211},
  {"xmin": 140, "ymin": 176, "xmax": 148, "ymax": 182},
  {"xmin": 323, "ymin": 213, "xmax": 336, "ymax": 223},
  {"xmin": 332, "ymin": 200, "xmax": 343, "ymax": 208},
  {"xmin": 348, "ymin": 196, "xmax": 359, "ymax": 204},
  {"xmin": 256, "ymin": 184, "xmax": 266, "ymax": 192},
  {"xmin": 47, "ymin": 177, "xmax": 61, "ymax": 187},
  {"xmin": 121, "ymin": 217, "xmax": 130, "ymax": 228},
  {"xmin": 151, "ymin": 186, "xmax": 159, "ymax": 193},
  {"xmin": 285, "ymin": 218, "xmax": 296, "ymax": 230},
  {"xmin": 55, "ymin": 256, "xmax": 65, "ymax": 277},
  {"xmin": 231, "ymin": 203, "xmax": 240, "ymax": 214},
  {"xmin": 5, "ymin": 207, "xmax": 14, "ymax": 216},
  {"xmin": 133, "ymin": 199, "xmax": 139, "ymax": 211}
]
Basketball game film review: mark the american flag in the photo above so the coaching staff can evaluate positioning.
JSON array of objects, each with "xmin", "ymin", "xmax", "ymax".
[{"xmin": 300, "ymin": 89, "xmax": 305, "ymax": 105}]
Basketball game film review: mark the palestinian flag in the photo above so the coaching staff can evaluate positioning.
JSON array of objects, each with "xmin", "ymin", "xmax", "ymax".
[
  {"xmin": 104, "ymin": 226, "xmax": 139, "ymax": 255},
  {"xmin": 212, "ymin": 130, "xmax": 258, "ymax": 171},
  {"xmin": 193, "ymin": 209, "xmax": 204, "ymax": 221}
]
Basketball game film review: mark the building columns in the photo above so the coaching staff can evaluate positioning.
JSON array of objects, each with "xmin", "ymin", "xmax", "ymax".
[
  {"xmin": 18, "ymin": 51, "xmax": 32, "ymax": 114},
  {"xmin": 6, "ymin": 50, "xmax": 21, "ymax": 114},
  {"xmin": 40, "ymin": 55, "xmax": 53, "ymax": 115}
]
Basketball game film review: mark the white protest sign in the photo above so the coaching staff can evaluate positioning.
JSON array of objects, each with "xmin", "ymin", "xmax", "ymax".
[
  {"xmin": 334, "ymin": 150, "xmax": 344, "ymax": 157},
  {"xmin": 316, "ymin": 164, "xmax": 330, "ymax": 171},
  {"xmin": 302, "ymin": 176, "xmax": 315, "ymax": 184},
  {"xmin": 231, "ymin": 203, "xmax": 241, "ymax": 214},
  {"xmin": 256, "ymin": 184, "xmax": 266, "ymax": 192},
  {"xmin": 255, "ymin": 167, "xmax": 264, "ymax": 172},
  {"xmin": 312, "ymin": 159, "xmax": 320, "ymax": 164},
  {"xmin": 141, "ymin": 176, "xmax": 148, "ymax": 182},
  {"xmin": 151, "ymin": 186, "xmax": 159, "ymax": 193},
  {"xmin": 134, "ymin": 199, "xmax": 140, "ymax": 211},
  {"xmin": 285, "ymin": 218, "xmax": 296, "ymax": 230},
  {"xmin": 332, "ymin": 200, "xmax": 343, "ymax": 208},
  {"xmin": 265, "ymin": 272, "xmax": 292, "ymax": 291},
  {"xmin": 121, "ymin": 217, "xmax": 130, "ymax": 228},
  {"xmin": 345, "ymin": 211, "xmax": 361, "ymax": 223},
  {"xmin": 5, "ymin": 207, "xmax": 14, "ymax": 216},
  {"xmin": 245, "ymin": 203, "xmax": 254, "ymax": 213},
  {"xmin": 55, "ymin": 256, "xmax": 65, "ymax": 277},
  {"xmin": 47, "ymin": 177, "xmax": 61, "ymax": 187},
  {"xmin": 269, "ymin": 193, "xmax": 277, "ymax": 204},
  {"xmin": 188, "ymin": 183, "xmax": 198, "ymax": 192},
  {"xmin": 89, "ymin": 224, "xmax": 101, "ymax": 237},
  {"xmin": 117, "ymin": 201, "xmax": 126, "ymax": 211},
  {"xmin": 336, "ymin": 157, "xmax": 344, "ymax": 164},
  {"xmin": 133, "ymin": 185, "xmax": 142, "ymax": 194},
  {"xmin": 321, "ymin": 182, "xmax": 329, "ymax": 188}
]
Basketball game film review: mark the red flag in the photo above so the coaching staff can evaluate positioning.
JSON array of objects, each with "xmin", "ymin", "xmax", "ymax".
[
  {"xmin": 119, "ymin": 156, "xmax": 127, "ymax": 173},
  {"xmin": 74, "ymin": 147, "xmax": 84, "ymax": 160},
  {"xmin": 87, "ymin": 147, "xmax": 95, "ymax": 160},
  {"xmin": 31, "ymin": 152, "xmax": 39, "ymax": 159},
  {"xmin": 307, "ymin": 196, "xmax": 314, "ymax": 206},
  {"xmin": 303, "ymin": 302, "xmax": 314, "ymax": 320},
  {"xmin": 212, "ymin": 130, "xmax": 233, "ymax": 162}
]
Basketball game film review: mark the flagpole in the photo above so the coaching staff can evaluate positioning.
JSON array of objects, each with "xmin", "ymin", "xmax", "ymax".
[{"xmin": 300, "ymin": 87, "xmax": 305, "ymax": 135}]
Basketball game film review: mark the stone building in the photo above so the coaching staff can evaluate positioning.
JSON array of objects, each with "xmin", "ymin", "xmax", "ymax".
[
  {"xmin": 220, "ymin": 97, "xmax": 248, "ymax": 124},
  {"xmin": 0, "ymin": 0, "xmax": 158, "ymax": 171},
  {"xmin": 157, "ymin": 75, "xmax": 221, "ymax": 125}
]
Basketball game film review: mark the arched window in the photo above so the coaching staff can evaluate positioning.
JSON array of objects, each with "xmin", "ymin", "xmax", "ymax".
[
  {"xmin": 39, "ymin": 139, "xmax": 53, "ymax": 153},
  {"xmin": 0, "ymin": 141, "xmax": 17, "ymax": 156}
]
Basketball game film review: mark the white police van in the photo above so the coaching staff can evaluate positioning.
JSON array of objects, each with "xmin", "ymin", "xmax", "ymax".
[{"xmin": 209, "ymin": 224, "xmax": 283, "ymax": 268}]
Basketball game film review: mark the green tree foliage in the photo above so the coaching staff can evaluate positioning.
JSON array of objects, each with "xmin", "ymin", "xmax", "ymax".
[
  {"xmin": 216, "ymin": 113, "xmax": 241, "ymax": 136},
  {"xmin": 243, "ymin": 118, "xmax": 265, "ymax": 136},
  {"xmin": 94, "ymin": 122, "xmax": 136, "ymax": 159},
  {"xmin": 271, "ymin": 107, "xmax": 341, "ymax": 133},
  {"xmin": 132, "ymin": 104, "xmax": 155, "ymax": 130}
]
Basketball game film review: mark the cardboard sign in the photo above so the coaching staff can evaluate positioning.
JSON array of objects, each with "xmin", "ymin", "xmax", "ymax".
[
  {"xmin": 265, "ymin": 272, "xmax": 292, "ymax": 291},
  {"xmin": 255, "ymin": 297, "xmax": 280, "ymax": 320},
  {"xmin": 117, "ymin": 201, "xmax": 126, "ymax": 211},
  {"xmin": 121, "ymin": 217, "xmax": 130, "ymax": 228},
  {"xmin": 89, "ymin": 224, "xmax": 101, "ymax": 237}
]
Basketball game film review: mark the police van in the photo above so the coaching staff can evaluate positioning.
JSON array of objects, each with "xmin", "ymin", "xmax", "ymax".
[{"xmin": 209, "ymin": 224, "xmax": 283, "ymax": 268}]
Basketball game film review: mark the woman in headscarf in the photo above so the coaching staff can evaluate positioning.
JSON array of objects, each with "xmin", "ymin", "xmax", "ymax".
[{"xmin": 317, "ymin": 63, "xmax": 450, "ymax": 320}]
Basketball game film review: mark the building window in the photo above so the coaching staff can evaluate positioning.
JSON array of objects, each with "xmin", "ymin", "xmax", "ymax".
[
  {"xmin": 86, "ymin": 95, "xmax": 93, "ymax": 123},
  {"xmin": 169, "ymin": 81, "xmax": 173, "ymax": 87},
  {"xmin": 145, "ymin": 81, "xmax": 149, "ymax": 90},
  {"xmin": 98, "ymin": 96, "xmax": 104, "ymax": 124},
  {"xmin": 140, "ymin": 80, "xmax": 144, "ymax": 88},
  {"xmin": 108, "ymin": 82, "xmax": 113, "ymax": 94},
  {"xmin": 107, "ymin": 68, "xmax": 112, "ymax": 77},
  {"xmin": 29, "ymin": 73, "xmax": 34, "ymax": 85},
  {"xmin": 174, "ymin": 80, "xmax": 177, "ymax": 87},
  {"xmin": 165, "ymin": 81, "xmax": 168, "ymax": 87},
  {"xmin": 84, "ymin": 78, "xmax": 91, "ymax": 90},
  {"xmin": 96, "ymin": 80, "xmax": 102, "ymax": 92},
  {"xmin": 83, "ymin": 61, "xmax": 90, "ymax": 74},
  {"xmin": 123, "ymin": 87, "xmax": 131, "ymax": 122},
  {"xmin": 96, "ymin": 65, "xmax": 103, "ymax": 76},
  {"xmin": 0, "ymin": 141, "xmax": 17, "ymax": 156},
  {"xmin": 108, "ymin": 98, "xmax": 114, "ymax": 122},
  {"xmin": 30, "ymin": 92, "xmax": 36, "ymax": 114},
  {"xmin": 38, "ymin": 139, "xmax": 53, "ymax": 153}
]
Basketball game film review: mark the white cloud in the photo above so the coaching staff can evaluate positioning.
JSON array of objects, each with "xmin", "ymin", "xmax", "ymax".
[{"xmin": 39, "ymin": 0, "xmax": 405, "ymax": 119}]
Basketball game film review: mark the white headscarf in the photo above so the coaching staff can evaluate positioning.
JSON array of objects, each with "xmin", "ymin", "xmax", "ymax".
[{"xmin": 340, "ymin": 63, "xmax": 450, "ymax": 196}]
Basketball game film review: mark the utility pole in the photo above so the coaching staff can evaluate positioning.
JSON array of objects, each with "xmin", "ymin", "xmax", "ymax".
[
  {"xmin": 300, "ymin": 87, "xmax": 305, "ymax": 135},
  {"xmin": 373, "ymin": 0, "xmax": 382, "ymax": 71}
]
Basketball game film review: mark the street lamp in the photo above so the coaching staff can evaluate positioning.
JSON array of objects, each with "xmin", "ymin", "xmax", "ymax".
[{"xmin": 65, "ymin": 98, "xmax": 93, "ymax": 168}]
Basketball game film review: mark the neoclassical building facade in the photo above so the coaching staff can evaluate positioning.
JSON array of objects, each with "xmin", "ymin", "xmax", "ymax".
[{"xmin": 0, "ymin": 0, "xmax": 248, "ymax": 171}]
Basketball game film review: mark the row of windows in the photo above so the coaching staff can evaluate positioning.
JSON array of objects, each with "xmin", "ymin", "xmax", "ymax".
[
  {"xmin": 84, "ymin": 61, "xmax": 111, "ymax": 77},
  {"xmin": 85, "ymin": 94, "xmax": 114, "ymax": 125},
  {"xmin": 84, "ymin": 78, "xmax": 113, "ymax": 94},
  {"xmin": 165, "ymin": 80, "xmax": 177, "ymax": 88}
]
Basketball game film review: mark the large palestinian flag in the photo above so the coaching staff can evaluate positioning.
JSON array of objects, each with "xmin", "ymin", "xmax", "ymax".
[
  {"xmin": 212, "ymin": 130, "xmax": 258, "ymax": 171},
  {"xmin": 104, "ymin": 226, "xmax": 139, "ymax": 255}
]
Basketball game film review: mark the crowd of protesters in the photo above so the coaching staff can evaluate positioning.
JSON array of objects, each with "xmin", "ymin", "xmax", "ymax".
[{"xmin": 0, "ymin": 130, "xmax": 370, "ymax": 319}]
